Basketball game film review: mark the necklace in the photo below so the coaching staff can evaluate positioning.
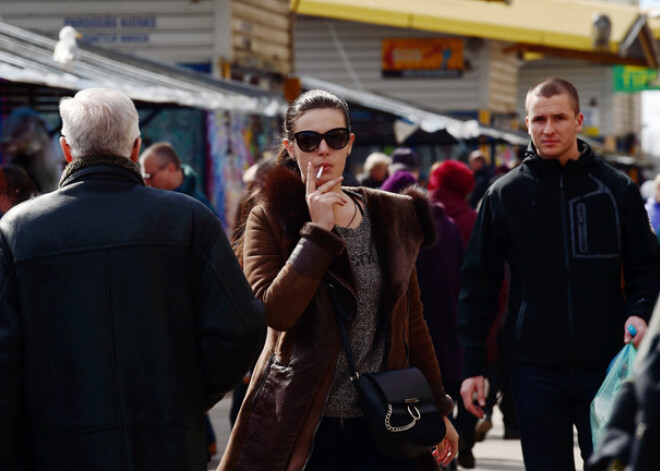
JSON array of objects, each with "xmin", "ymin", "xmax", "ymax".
[{"xmin": 344, "ymin": 197, "xmax": 359, "ymax": 228}]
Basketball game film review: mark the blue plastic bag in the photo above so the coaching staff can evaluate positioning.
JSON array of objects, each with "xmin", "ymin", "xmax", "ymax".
[{"xmin": 590, "ymin": 341, "xmax": 637, "ymax": 448}]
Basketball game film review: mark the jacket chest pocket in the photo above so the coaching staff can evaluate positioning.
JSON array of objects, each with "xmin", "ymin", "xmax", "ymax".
[{"xmin": 569, "ymin": 191, "xmax": 619, "ymax": 258}]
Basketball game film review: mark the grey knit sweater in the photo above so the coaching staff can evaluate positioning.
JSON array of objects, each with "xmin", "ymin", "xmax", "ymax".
[{"xmin": 325, "ymin": 209, "xmax": 386, "ymax": 418}]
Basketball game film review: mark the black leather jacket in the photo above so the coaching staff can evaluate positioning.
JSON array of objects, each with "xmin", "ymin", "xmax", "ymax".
[
  {"xmin": 0, "ymin": 155, "xmax": 265, "ymax": 470},
  {"xmin": 459, "ymin": 140, "xmax": 660, "ymax": 377}
]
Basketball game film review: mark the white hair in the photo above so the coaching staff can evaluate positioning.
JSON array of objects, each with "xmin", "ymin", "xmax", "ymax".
[
  {"xmin": 363, "ymin": 152, "xmax": 391, "ymax": 173},
  {"xmin": 59, "ymin": 88, "xmax": 140, "ymax": 159}
]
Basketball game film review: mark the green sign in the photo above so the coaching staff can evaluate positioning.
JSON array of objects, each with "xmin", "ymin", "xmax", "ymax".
[{"xmin": 613, "ymin": 65, "xmax": 660, "ymax": 92}]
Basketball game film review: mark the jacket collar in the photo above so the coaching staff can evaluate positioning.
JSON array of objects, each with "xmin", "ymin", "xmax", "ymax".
[
  {"xmin": 523, "ymin": 138, "xmax": 595, "ymax": 174},
  {"xmin": 258, "ymin": 165, "xmax": 435, "ymax": 246},
  {"xmin": 59, "ymin": 154, "xmax": 145, "ymax": 188}
]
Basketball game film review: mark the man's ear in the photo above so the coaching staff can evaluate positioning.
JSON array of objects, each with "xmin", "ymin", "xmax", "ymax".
[
  {"xmin": 130, "ymin": 137, "xmax": 142, "ymax": 163},
  {"xmin": 60, "ymin": 136, "xmax": 73, "ymax": 163},
  {"xmin": 525, "ymin": 116, "xmax": 531, "ymax": 136},
  {"xmin": 575, "ymin": 112, "xmax": 584, "ymax": 134}
]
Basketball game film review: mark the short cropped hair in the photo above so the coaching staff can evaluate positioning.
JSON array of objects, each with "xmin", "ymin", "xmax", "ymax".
[
  {"xmin": 59, "ymin": 88, "xmax": 140, "ymax": 159},
  {"xmin": 139, "ymin": 142, "xmax": 182, "ymax": 169},
  {"xmin": 525, "ymin": 77, "xmax": 580, "ymax": 116}
]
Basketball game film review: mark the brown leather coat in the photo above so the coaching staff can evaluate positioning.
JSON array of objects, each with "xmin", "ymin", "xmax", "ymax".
[{"xmin": 219, "ymin": 166, "xmax": 453, "ymax": 471}]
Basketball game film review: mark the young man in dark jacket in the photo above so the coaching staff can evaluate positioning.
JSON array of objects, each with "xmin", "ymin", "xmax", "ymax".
[
  {"xmin": 458, "ymin": 77, "xmax": 660, "ymax": 471},
  {"xmin": 0, "ymin": 88, "xmax": 265, "ymax": 470}
]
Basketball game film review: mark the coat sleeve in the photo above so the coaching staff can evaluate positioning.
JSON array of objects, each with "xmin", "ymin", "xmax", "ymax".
[
  {"xmin": 0, "ymin": 231, "xmax": 24, "ymax": 469},
  {"xmin": 621, "ymin": 181, "xmax": 660, "ymax": 322},
  {"xmin": 242, "ymin": 205, "xmax": 345, "ymax": 332},
  {"xmin": 407, "ymin": 267, "xmax": 455, "ymax": 416},
  {"xmin": 457, "ymin": 189, "xmax": 508, "ymax": 378},
  {"xmin": 196, "ymin": 212, "xmax": 266, "ymax": 410}
]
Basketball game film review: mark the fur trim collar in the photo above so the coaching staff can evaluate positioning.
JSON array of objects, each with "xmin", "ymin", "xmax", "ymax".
[
  {"xmin": 257, "ymin": 165, "xmax": 436, "ymax": 312},
  {"xmin": 258, "ymin": 166, "xmax": 435, "ymax": 246},
  {"xmin": 59, "ymin": 154, "xmax": 144, "ymax": 187},
  {"xmin": 259, "ymin": 165, "xmax": 309, "ymax": 241}
]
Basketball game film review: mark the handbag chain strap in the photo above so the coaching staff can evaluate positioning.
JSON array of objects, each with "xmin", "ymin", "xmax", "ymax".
[{"xmin": 386, "ymin": 404, "xmax": 421, "ymax": 432}]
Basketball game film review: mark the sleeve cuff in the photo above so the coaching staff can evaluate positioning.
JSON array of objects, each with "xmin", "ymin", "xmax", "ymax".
[
  {"xmin": 288, "ymin": 223, "xmax": 345, "ymax": 278},
  {"xmin": 437, "ymin": 394, "xmax": 455, "ymax": 417}
]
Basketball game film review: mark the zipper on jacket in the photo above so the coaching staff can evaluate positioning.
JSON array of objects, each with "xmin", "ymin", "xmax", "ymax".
[
  {"xmin": 559, "ymin": 175, "xmax": 575, "ymax": 366},
  {"xmin": 576, "ymin": 203, "xmax": 588, "ymax": 253},
  {"xmin": 249, "ymin": 353, "xmax": 275, "ymax": 410}
]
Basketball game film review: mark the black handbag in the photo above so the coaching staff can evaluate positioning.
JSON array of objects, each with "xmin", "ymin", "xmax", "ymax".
[{"xmin": 330, "ymin": 283, "xmax": 446, "ymax": 460}]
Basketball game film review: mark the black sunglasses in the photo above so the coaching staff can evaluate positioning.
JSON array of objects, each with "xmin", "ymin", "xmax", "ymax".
[{"xmin": 293, "ymin": 127, "xmax": 350, "ymax": 153}]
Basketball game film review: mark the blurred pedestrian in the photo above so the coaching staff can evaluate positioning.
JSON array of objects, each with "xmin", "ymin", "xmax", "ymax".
[
  {"xmin": 414, "ymin": 196, "xmax": 466, "ymax": 471},
  {"xmin": 357, "ymin": 151, "xmax": 391, "ymax": 188},
  {"xmin": 0, "ymin": 107, "xmax": 64, "ymax": 193},
  {"xmin": 428, "ymin": 160, "xmax": 476, "ymax": 246},
  {"xmin": 0, "ymin": 164, "xmax": 36, "ymax": 216},
  {"xmin": 220, "ymin": 89, "xmax": 458, "ymax": 471},
  {"xmin": 380, "ymin": 147, "xmax": 420, "ymax": 193},
  {"xmin": 427, "ymin": 160, "xmax": 485, "ymax": 468},
  {"xmin": 139, "ymin": 141, "xmax": 215, "ymax": 214},
  {"xmin": 0, "ymin": 88, "xmax": 265, "ymax": 470},
  {"xmin": 458, "ymin": 77, "xmax": 660, "ymax": 471},
  {"xmin": 467, "ymin": 150, "xmax": 491, "ymax": 209},
  {"xmin": 645, "ymin": 173, "xmax": 660, "ymax": 235},
  {"xmin": 588, "ymin": 296, "xmax": 660, "ymax": 471}
]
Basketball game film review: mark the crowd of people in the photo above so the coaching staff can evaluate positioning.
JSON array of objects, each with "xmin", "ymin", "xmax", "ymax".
[{"xmin": 0, "ymin": 77, "xmax": 658, "ymax": 471}]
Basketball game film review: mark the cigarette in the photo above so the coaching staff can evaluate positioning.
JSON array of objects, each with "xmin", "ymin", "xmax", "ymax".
[{"xmin": 316, "ymin": 166, "xmax": 323, "ymax": 180}]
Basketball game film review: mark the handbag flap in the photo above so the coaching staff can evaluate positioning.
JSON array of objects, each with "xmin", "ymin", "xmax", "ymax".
[{"xmin": 362, "ymin": 367, "xmax": 435, "ymax": 404}]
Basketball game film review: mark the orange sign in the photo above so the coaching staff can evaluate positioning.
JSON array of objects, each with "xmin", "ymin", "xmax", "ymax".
[{"xmin": 382, "ymin": 38, "xmax": 464, "ymax": 78}]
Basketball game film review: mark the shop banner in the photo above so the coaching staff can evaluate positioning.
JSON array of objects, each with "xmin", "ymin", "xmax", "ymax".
[
  {"xmin": 612, "ymin": 65, "xmax": 660, "ymax": 93},
  {"xmin": 382, "ymin": 38, "xmax": 463, "ymax": 78}
]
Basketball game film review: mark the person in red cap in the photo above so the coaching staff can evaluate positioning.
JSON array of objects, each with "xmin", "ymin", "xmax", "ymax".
[
  {"xmin": 426, "ymin": 159, "xmax": 480, "ymax": 468},
  {"xmin": 428, "ymin": 160, "xmax": 476, "ymax": 246}
]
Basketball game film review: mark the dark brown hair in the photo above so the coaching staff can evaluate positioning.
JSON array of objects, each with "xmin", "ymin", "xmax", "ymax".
[{"xmin": 525, "ymin": 77, "xmax": 580, "ymax": 116}]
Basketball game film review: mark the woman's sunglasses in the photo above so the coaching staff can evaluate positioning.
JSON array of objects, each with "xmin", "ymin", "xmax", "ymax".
[{"xmin": 293, "ymin": 128, "xmax": 350, "ymax": 153}]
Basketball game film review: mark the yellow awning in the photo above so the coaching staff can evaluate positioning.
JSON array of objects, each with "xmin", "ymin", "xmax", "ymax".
[
  {"xmin": 291, "ymin": 0, "xmax": 657, "ymax": 67},
  {"xmin": 645, "ymin": 9, "xmax": 660, "ymax": 40}
]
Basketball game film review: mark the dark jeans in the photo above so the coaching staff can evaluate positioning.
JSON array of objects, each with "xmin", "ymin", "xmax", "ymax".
[
  {"xmin": 305, "ymin": 417, "xmax": 418, "ymax": 471},
  {"xmin": 509, "ymin": 362, "xmax": 606, "ymax": 471}
]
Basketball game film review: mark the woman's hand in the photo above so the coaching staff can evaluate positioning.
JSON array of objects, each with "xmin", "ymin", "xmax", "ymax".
[
  {"xmin": 304, "ymin": 162, "xmax": 346, "ymax": 230},
  {"xmin": 433, "ymin": 416, "xmax": 458, "ymax": 467}
]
